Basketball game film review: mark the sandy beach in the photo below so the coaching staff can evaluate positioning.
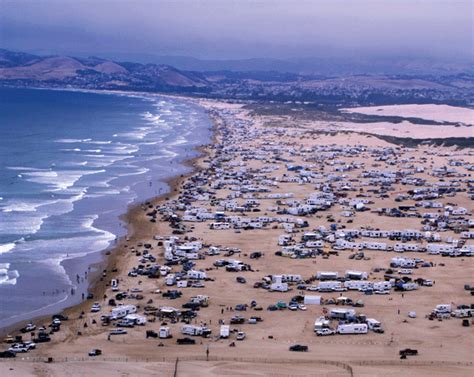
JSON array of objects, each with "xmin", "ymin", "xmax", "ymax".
[
  {"xmin": 1, "ymin": 98, "xmax": 473, "ymax": 377},
  {"xmin": 341, "ymin": 104, "xmax": 474, "ymax": 126}
]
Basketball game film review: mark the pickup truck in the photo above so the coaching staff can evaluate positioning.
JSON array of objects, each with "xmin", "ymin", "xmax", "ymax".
[{"xmin": 316, "ymin": 328, "xmax": 336, "ymax": 336}]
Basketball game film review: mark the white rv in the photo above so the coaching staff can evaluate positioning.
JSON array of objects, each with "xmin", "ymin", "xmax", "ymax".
[
  {"xmin": 210, "ymin": 222, "xmax": 231, "ymax": 230},
  {"xmin": 187, "ymin": 270, "xmax": 207, "ymax": 280},
  {"xmin": 330, "ymin": 308, "xmax": 356, "ymax": 319},
  {"xmin": 345, "ymin": 270, "xmax": 368, "ymax": 280},
  {"xmin": 314, "ymin": 316, "xmax": 331, "ymax": 331},
  {"xmin": 124, "ymin": 314, "xmax": 147, "ymax": 325},
  {"xmin": 317, "ymin": 271, "xmax": 339, "ymax": 280},
  {"xmin": 159, "ymin": 326, "xmax": 171, "ymax": 339},
  {"xmin": 281, "ymin": 274, "xmax": 302, "ymax": 283},
  {"xmin": 111, "ymin": 305, "xmax": 137, "ymax": 320},
  {"xmin": 366, "ymin": 318, "xmax": 382, "ymax": 331},
  {"xmin": 434, "ymin": 304, "xmax": 452, "ymax": 314},
  {"xmin": 181, "ymin": 325, "xmax": 211, "ymax": 337},
  {"xmin": 344, "ymin": 280, "xmax": 371, "ymax": 290},
  {"xmin": 373, "ymin": 281, "xmax": 392, "ymax": 291},
  {"xmin": 317, "ymin": 281, "xmax": 342, "ymax": 291},
  {"xmin": 337, "ymin": 323, "xmax": 368, "ymax": 334},
  {"xmin": 304, "ymin": 295, "xmax": 321, "ymax": 305},
  {"xmin": 220, "ymin": 325, "xmax": 230, "ymax": 338},
  {"xmin": 270, "ymin": 282, "xmax": 289, "ymax": 292}
]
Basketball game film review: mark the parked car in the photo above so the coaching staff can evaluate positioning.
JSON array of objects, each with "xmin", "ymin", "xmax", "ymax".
[
  {"xmin": 288, "ymin": 303, "xmax": 298, "ymax": 311},
  {"xmin": 236, "ymin": 332, "xmax": 246, "ymax": 340},
  {"xmin": 236, "ymin": 276, "xmax": 246, "ymax": 284},
  {"xmin": 88, "ymin": 349, "xmax": 102, "ymax": 357},
  {"xmin": 2, "ymin": 335, "xmax": 15, "ymax": 344},
  {"xmin": 115, "ymin": 320, "xmax": 134, "ymax": 328},
  {"xmin": 23, "ymin": 341, "xmax": 36, "ymax": 350},
  {"xmin": 289, "ymin": 344, "xmax": 308, "ymax": 352},
  {"xmin": 316, "ymin": 328, "xmax": 336, "ymax": 336},
  {"xmin": 8, "ymin": 344, "xmax": 28, "ymax": 353},
  {"xmin": 399, "ymin": 348, "xmax": 418, "ymax": 356},
  {"xmin": 109, "ymin": 329, "xmax": 127, "ymax": 335},
  {"xmin": 52, "ymin": 314, "xmax": 68, "ymax": 321},
  {"xmin": 146, "ymin": 330, "xmax": 158, "ymax": 338},
  {"xmin": 34, "ymin": 334, "xmax": 51, "ymax": 343},
  {"xmin": 177, "ymin": 337, "xmax": 196, "ymax": 345},
  {"xmin": 230, "ymin": 316, "xmax": 245, "ymax": 324},
  {"xmin": 90, "ymin": 303, "xmax": 101, "ymax": 313},
  {"xmin": 20, "ymin": 323, "xmax": 36, "ymax": 333},
  {"xmin": 182, "ymin": 302, "xmax": 201, "ymax": 310},
  {"xmin": 0, "ymin": 351, "xmax": 16, "ymax": 358}
]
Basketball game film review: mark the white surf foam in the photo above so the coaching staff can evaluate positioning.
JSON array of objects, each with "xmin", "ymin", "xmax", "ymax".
[
  {"xmin": 0, "ymin": 263, "xmax": 19, "ymax": 285},
  {"xmin": 22, "ymin": 169, "xmax": 105, "ymax": 191},
  {"xmin": 0, "ymin": 243, "xmax": 15, "ymax": 255}
]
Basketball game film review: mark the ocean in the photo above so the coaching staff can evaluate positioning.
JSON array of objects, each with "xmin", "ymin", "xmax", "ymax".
[{"xmin": 0, "ymin": 87, "xmax": 212, "ymax": 328}]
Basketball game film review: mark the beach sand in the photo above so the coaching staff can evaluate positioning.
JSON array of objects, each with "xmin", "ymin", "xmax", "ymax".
[
  {"xmin": 341, "ymin": 104, "xmax": 474, "ymax": 126},
  {"xmin": 1, "ymin": 99, "xmax": 473, "ymax": 376}
]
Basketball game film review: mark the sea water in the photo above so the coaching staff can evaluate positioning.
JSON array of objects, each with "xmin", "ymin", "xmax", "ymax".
[{"xmin": 0, "ymin": 87, "xmax": 212, "ymax": 327}]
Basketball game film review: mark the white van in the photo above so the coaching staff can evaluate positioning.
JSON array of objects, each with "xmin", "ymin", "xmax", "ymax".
[
  {"xmin": 220, "ymin": 325, "xmax": 230, "ymax": 338},
  {"xmin": 159, "ymin": 326, "xmax": 171, "ymax": 339}
]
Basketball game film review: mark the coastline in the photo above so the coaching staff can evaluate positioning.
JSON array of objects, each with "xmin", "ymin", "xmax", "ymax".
[
  {"xmin": 0, "ymin": 90, "xmax": 217, "ymax": 336},
  {"xmin": 0, "ymin": 87, "xmax": 472, "ymax": 377}
]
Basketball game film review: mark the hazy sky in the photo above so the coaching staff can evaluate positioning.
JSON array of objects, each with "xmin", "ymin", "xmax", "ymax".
[{"xmin": 1, "ymin": 0, "xmax": 472, "ymax": 61}]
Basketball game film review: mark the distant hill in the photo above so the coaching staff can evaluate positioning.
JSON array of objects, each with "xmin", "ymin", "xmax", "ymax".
[
  {"xmin": 92, "ymin": 53, "xmax": 473, "ymax": 76},
  {"xmin": 0, "ymin": 49, "xmax": 210, "ymax": 92},
  {"xmin": 0, "ymin": 48, "xmax": 472, "ymax": 106}
]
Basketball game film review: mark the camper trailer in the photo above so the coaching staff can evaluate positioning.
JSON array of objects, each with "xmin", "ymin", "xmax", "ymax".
[
  {"xmin": 304, "ymin": 295, "xmax": 321, "ymax": 305},
  {"xmin": 220, "ymin": 325, "xmax": 230, "ymax": 338},
  {"xmin": 187, "ymin": 270, "xmax": 207, "ymax": 280},
  {"xmin": 278, "ymin": 235, "xmax": 293, "ymax": 246},
  {"xmin": 111, "ymin": 305, "xmax": 137, "ymax": 320},
  {"xmin": 316, "ymin": 271, "xmax": 339, "ymax": 281},
  {"xmin": 344, "ymin": 281, "xmax": 371, "ymax": 290},
  {"xmin": 124, "ymin": 314, "xmax": 147, "ymax": 326},
  {"xmin": 391, "ymin": 257, "xmax": 416, "ymax": 268},
  {"xmin": 337, "ymin": 323, "xmax": 368, "ymax": 334},
  {"xmin": 282, "ymin": 274, "xmax": 302, "ymax": 283},
  {"xmin": 330, "ymin": 308, "xmax": 356, "ymax": 320},
  {"xmin": 210, "ymin": 222, "xmax": 231, "ymax": 230},
  {"xmin": 401, "ymin": 282, "xmax": 419, "ymax": 291},
  {"xmin": 270, "ymin": 282, "xmax": 289, "ymax": 292},
  {"xmin": 435, "ymin": 304, "xmax": 452, "ymax": 314},
  {"xmin": 373, "ymin": 281, "xmax": 392, "ymax": 291},
  {"xmin": 317, "ymin": 281, "xmax": 342, "ymax": 291},
  {"xmin": 366, "ymin": 318, "xmax": 382, "ymax": 331},
  {"xmin": 345, "ymin": 270, "xmax": 368, "ymax": 280},
  {"xmin": 181, "ymin": 325, "xmax": 211, "ymax": 337},
  {"xmin": 314, "ymin": 316, "xmax": 331, "ymax": 331}
]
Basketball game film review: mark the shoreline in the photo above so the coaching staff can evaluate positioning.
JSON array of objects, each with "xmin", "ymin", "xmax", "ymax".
[
  {"xmin": 0, "ymin": 89, "xmax": 472, "ymax": 376},
  {"xmin": 0, "ymin": 92, "xmax": 217, "ymax": 335}
]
